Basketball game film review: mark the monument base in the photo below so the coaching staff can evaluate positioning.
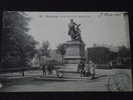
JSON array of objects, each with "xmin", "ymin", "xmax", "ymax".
[
  {"xmin": 64, "ymin": 56, "xmax": 85, "ymax": 64},
  {"xmin": 64, "ymin": 40, "xmax": 85, "ymax": 64}
]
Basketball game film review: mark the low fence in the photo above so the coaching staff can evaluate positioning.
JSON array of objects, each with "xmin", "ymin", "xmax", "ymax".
[
  {"xmin": 96, "ymin": 64, "xmax": 131, "ymax": 69},
  {"xmin": 110, "ymin": 64, "xmax": 131, "ymax": 69},
  {"xmin": 96, "ymin": 64, "xmax": 110, "ymax": 69},
  {"xmin": 0, "ymin": 64, "xmax": 131, "ymax": 74},
  {"xmin": 0, "ymin": 67, "xmax": 41, "ymax": 74}
]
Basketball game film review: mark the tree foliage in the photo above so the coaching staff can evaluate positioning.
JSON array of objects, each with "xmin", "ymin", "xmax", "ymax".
[
  {"xmin": 56, "ymin": 44, "xmax": 65, "ymax": 55},
  {"xmin": 1, "ymin": 11, "xmax": 38, "ymax": 68},
  {"xmin": 116, "ymin": 46, "xmax": 131, "ymax": 65},
  {"xmin": 56, "ymin": 44, "xmax": 66, "ymax": 64},
  {"xmin": 117, "ymin": 46, "xmax": 131, "ymax": 58},
  {"xmin": 87, "ymin": 46, "xmax": 117, "ymax": 64},
  {"xmin": 87, "ymin": 45, "xmax": 131, "ymax": 64},
  {"xmin": 39, "ymin": 41, "xmax": 50, "ymax": 57}
]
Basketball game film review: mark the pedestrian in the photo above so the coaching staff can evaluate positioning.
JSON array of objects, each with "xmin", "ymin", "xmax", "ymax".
[
  {"xmin": 89, "ymin": 60, "xmax": 96, "ymax": 79},
  {"xmin": 109, "ymin": 61, "xmax": 113, "ymax": 69},
  {"xmin": 84, "ymin": 61, "xmax": 91, "ymax": 77},
  {"xmin": 40, "ymin": 56, "xmax": 47, "ymax": 77},
  {"xmin": 80, "ymin": 61, "xmax": 85, "ymax": 78},
  {"xmin": 42, "ymin": 64, "xmax": 47, "ymax": 76},
  {"xmin": 47, "ymin": 62, "xmax": 53, "ymax": 74}
]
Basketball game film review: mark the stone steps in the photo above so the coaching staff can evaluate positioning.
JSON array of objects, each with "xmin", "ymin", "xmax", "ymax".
[{"xmin": 63, "ymin": 64, "xmax": 78, "ymax": 72}]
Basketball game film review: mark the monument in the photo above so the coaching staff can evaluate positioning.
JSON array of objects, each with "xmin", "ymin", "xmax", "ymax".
[{"xmin": 64, "ymin": 19, "xmax": 85, "ymax": 64}]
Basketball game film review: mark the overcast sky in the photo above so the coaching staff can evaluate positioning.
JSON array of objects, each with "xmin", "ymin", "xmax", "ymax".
[{"xmin": 26, "ymin": 12, "xmax": 130, "ymax": 50}]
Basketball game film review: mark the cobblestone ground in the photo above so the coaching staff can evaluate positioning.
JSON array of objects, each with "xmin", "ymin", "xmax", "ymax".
[{"xmin": 0, "ymin": 69, "xmax": 132, "ymax": 92}]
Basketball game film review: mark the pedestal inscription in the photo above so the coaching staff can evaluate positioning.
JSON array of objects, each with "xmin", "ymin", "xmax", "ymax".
[{"xmin": 64, "ymin": 40, "xmax": 85, "ymax": 64}]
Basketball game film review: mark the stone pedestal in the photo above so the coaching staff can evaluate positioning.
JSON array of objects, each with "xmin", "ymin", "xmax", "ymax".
[{"xmin": 64, "ymin": 40, "xmax": 85, "ymax": 64}]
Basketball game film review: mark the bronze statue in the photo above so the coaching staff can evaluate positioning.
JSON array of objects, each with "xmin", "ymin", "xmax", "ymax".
[{"xmin": 68, "ymin": 19, "xmax": 82, "ymax": 41}]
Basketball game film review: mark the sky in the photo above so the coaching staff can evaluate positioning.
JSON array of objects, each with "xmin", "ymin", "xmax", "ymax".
[{"xmin": 25, "ymin": 12, "xmax": 130, "ymax": 50}]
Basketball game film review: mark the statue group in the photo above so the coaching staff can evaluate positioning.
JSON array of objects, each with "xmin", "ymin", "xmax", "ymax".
[
  {"xmin": 68, "ymin": 19, "xmax": 82, "ymax": 41},
  {"xmin": 64, "ymin": 19, "xmax": 85, "ymax": 65}
]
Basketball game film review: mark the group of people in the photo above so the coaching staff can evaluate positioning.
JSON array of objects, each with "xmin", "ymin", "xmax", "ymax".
[
  {"xmin": 78, "ymin": 60, "xmax": 96, "ymax": 79},
  {"xmin": 39, "ymin": 56, "xmax": 54, "ymax": 77},
  {"xmin": 41, "ymin": 62, "xmax": 55, "ymax": 76},
  {"xmin": 39, "ymin": 56, "xmax": 96, "ymax": 79}
]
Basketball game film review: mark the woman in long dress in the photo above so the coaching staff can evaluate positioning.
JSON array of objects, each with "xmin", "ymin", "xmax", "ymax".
[
  {"xmin": 89, "ymin": 60, "xmax": 96, "ymax": 79},
  {"xmin": 84, "ymin": 62, "xmax": 91, "ymax": 77}
]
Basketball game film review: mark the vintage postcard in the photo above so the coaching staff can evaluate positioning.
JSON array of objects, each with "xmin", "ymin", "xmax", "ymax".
[{"xmin": 0, "ymin": 11, "xmax": 132, "ymax": 92}]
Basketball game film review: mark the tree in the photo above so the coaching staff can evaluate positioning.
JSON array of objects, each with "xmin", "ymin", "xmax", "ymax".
[
  {"xmin": 56, "ymin": 44, "xmax": 66, "ymax": 64},
  {"xmin": 41, "ymin": 41, "xmax": 50, "ymax": 57},
  {"xmin": 1, "ymin": 11, "xmax": 38, "ymax": 70},
  {"xmin": 117, "ymin": 46, "xmax": 131, "ymax": 65},
  {"xmin": 87, "ymin": 46, "xmax": 117, "ymax": 64},
  {"xmin": 117, "ymin": 46, "xmax": 131, "ymax": 58},
  {"xmin": 37, "ymin": 41, "xmax": 50, "ymax": 65}
]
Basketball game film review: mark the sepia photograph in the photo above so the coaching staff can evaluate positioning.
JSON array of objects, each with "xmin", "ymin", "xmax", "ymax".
[{"xmin": 0, "ymin": 11, "xmax": 132, "ymax": 92}]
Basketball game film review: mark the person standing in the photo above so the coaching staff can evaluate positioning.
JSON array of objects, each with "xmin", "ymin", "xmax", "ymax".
[
  {"xmin": 84, "ymin": 61, "xmax": 91, "ymax": 77},
  {"xmin": 42, "ymin": 63, "xmax": 47, "ymax": 76},
  {"xmin": 80, "ymin": 61, "xmax": 85, "ymax": 78},
  {"xmin": 40, "ymin": 56, "xmax": 47, "ymax": 76},
  {"xmin": 89, "ymin": 60, "xmax": 96, "ymax": 79}
]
